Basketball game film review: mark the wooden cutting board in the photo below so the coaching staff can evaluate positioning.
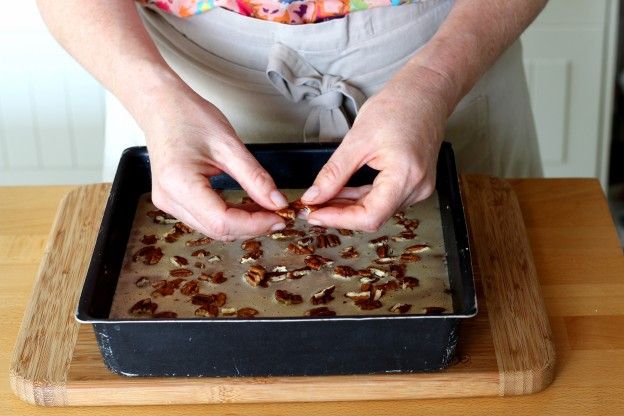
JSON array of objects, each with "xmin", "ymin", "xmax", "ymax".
[{"xmin": 9, "ymin": 176, "xmax": 555, "ymax": 406}]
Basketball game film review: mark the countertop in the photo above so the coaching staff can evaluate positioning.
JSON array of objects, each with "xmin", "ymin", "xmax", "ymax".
[{"xmin": 1, "ymin": 178, "xmax": 623, "ymax": 415}]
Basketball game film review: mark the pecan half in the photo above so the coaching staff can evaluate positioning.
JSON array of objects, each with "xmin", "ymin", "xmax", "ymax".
[
  {"xmin": 332, "ymin": 265, "xmax": 358, "ymax": 279},
  {"xmin": 198, "ymin": 271, "xmax": 227, "ymax": 284},
  {"xmin": 340, "ymin": 246, "xmax": 359, "ymax": 259},
  {"xmin": 191, "ymin": 292, "xmax": 227, "ymax": 307},
  {"xmin": 146, "ymin": 209, "xmax": 177, "ymax": 224},
  {"xmin": 390, "ymin": 303, "xmax": 412, "ymax": 314},
  {"xmin": 195, "ymin": 305, "xmax": 219, "ymax": 317},
  {"xmin": 174, "ymin": 222, "xmax": 193, "ymax": 234},
  {"xmin": 266, "ymin": 266, "xmax": 288, "ymax": 282},
  {"xmin": 359, "ymin": 276, "xmax": 379, "ymax": 284},
  {"xmin": 169, "ymin": 268, "xmax": 193, "ymax": 278},
  {"xmin": 354, "ymin": 298, "xmax": 383, "ymax": 310},
  {"xmin": 375, "ymin": 280, "xmax": 400, "ymax": 292},
  {"xmin": 316, "ymin": 234, "xmax": 341, "ymax": 248},
  {"xmin": 389, "ymin": 264, "xmax": 406, "ymax": 278},
  {"xmin": 391, "ymin": 230, "xmax": 416, "ymax": 242},
  {"xmin": 305, "ymin": 307, "xmax": 336, "ymax": 317},
  {"xmin": 422, "ymin": 306, "xmax": 446, "ymax": 315},
  {"xmin": 304, "ymin": 254, "xmax": 333, "ymax": 270},
  {"xmin": 337, "ymin": 228, "xmax": 353, "ymax": 236},
  {"xmin": 244, "ymin": 265, "xmax": 267, "ymax": 287},
  {"xmin": 397, "ymin": 276, "xmax": 419, "ymax": 289},
  {"xmin": 221, "ymin": 307, "xmax": 237, "ymax": 316},
  {"xmin": 132, "ymin": 246, "xmax": 164, "ymax": 265},
  {"xmin": 191, "ymin": 249, "xmax": 210, "ymax": 257},
  {"xmin": 151, "ymin": 278, "xmax": 185, "ymax": 297},
  {"xmin": 170, "ymin": 255, "xmax": 188, "ymax": 267},
  {"xmin": 400, "ymin": 253, "xmax": 421, "ymax": 263},
  {"xmin": 237, "ymin": 307, "xmax": 259, "ymax": 318},
  {"xmin": 345, "ymin": 291, "xmax": 370, "ymax": 301},
  {"xmin": 374, "ymin": 256, "xmax": 398, "ymax": 265},
  {"xmin": 275, "ymin": 289, "xmax": 304, "ymax": 305},
  {"xmin": 287, "ymin": 266, "xmax": 311, "ymax": 279},
  {"xmin": 404, "ymin": 244, "xmax": 430, "ymax": 254},
  {"xmin": 241, "ymin": 239, "xmax": 261, "ymax": 252},
  {"xmin": 400, "ymin": 218, "xmax": 420, "ymax": 230},
  {"xmin": 270, "ymin": 229, "xmax": 306, "ymax": 240},
  {"xmin": 129, "ymin": 298, "xmax": 157, "ymax": 316},
  {"xmin": 141, "ymin": 234, "xmax": 158, "ymax": 245},
  {"xmin": 275, "ymin": 207, "xmax": 296, "ymax": 220},
  {"xmin": 186, "ymin": 236, "xmax": 213, "ymax": 247},
  {"xmin": 240, "ymin": 250, "xmax": 263, "ymax": 263},
  {"xmin": 287, "ymin": 243, "xmax": 314, "ymax": 255},
  {"xmin": 206, "ymin": 255, "xmax": 222, "ymax": 263},
  {"xmin": 309, "ymin": 225, "xmax": 327, "ymax": 235},
  {"xmin": 180, "ymin": 279, "xmax": 200, "ymax": 296},
  {"xmin": 194, "ymin": 261, "xmax": 205, "ymax": 269},
  {"xmin": 311, "ymin": 285, "xmax": 335, "ymax": 305},
  {"xmin": 163, "ymin": 228, "xmax": 184, "ymax": 243},
  {"xmin": 135, "ymin": 276, "xmax": 150, "ymax": 288},
  {"xmin": 153, "ymin": 311, "xmax": 177, "ymax": 318},
  {"xmin": 368, "ymin": 236, "xmax": 389, "ymax": 247}
]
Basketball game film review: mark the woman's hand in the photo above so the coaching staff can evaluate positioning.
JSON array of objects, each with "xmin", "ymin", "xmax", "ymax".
[
  {"xmin": 301, "ymin": 68, "xmax": 451, "ymax": 231},
  {"xmin": 143, "ymin": 87, "xmax": 288, "ymax": 240}
]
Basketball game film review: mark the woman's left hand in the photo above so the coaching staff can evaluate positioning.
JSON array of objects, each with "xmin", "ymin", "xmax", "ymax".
[{"xmin": 300, "ymin": 71, "xmax": 451, "ymax": 231}]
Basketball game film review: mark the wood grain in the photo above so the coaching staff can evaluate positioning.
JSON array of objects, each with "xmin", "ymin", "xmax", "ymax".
[{"xmin": 7, "ymin": 176, "xmax": 555, "ymax": 406}]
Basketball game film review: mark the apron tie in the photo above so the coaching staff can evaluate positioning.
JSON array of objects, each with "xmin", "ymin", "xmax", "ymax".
[{"xmin": 266, "ymin": 43, "xmax": 366, "ymax": 142}]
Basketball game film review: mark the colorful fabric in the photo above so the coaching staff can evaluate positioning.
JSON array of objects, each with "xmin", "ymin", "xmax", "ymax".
[{"xmin": 139, "ymin": 0, "xmax": 415, "ymax": 24}]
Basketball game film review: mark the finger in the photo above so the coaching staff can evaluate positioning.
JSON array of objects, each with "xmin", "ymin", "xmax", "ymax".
[
  {"xmin": 308, "ymin": 167, "xmax": 410, "ymax": 231},
  {"xmin": 333, "ymin": 185, "xmax": 373, "ymax": 201},
  {"xmin": 301, "ymin": 139, "xmax": 366, "ymax": 205},
  {"xmin": 217, "ymin": 141, "xmax": 288, "ymax": 211}
]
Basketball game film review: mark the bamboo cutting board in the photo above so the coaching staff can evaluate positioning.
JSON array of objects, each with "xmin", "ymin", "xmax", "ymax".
[{"xmin": 9, "ymin": 176, "xmax": 555, "ymax": 406}]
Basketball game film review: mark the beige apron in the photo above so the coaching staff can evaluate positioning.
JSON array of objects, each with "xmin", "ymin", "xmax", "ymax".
[{"xmin": 103, "ymin": 0, "xmax": 543, "ymax": 180}]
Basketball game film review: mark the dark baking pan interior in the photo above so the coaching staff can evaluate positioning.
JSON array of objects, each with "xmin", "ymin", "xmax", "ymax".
[{"xmin": 77, "ymin": 142, "xmax": 476, "ymax": 377}]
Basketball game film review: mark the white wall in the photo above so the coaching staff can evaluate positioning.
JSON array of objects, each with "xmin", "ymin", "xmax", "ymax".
[{"xmin": 0, "ymin": 2, "xmax": 105, "ymax": 185}]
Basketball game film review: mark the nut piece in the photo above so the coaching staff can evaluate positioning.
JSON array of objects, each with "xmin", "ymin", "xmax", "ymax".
[
  {"xmin": 290, "ymin": 199, "xmax": 317, "ymax": 216},
  {"xmin": 311, "ymin": 285, "xmax": 336, "ymax": 305},
  {"xmin": 340, "ymin": 246, "xmax": 359, "ymax": 259},
  {"xmin": 375, "ymin": 280, "xmax": 400, "ymax": 293},
  {"xmin": 240, "ymin": 250, "xmax": 263, "ymax": 263},
  {"xmin": 266, "ymin": 266, "xmax": 288, "ymax": 282},
  {"xmin": 194, "ymin": 261, "xmax": 205, "ymax": 269},
  {"xmin": 316, "ymin": 234, "xmax": 341, "ymax": 248},
  {"xmin": 304, "ymin": 254, "xmax": 333, "ymax": 270},
  {"xmin": 275, "ymin": 207, "xmax": 296, "ymax": 220},
  {"xmin": 389, "ymin": 303, "xmax": 412, "ymax": 314},
  {"xmin": 151, "ymin": 278, "xmax": 185, "ymax": 297},
  {"xmin": 332, "ymin": 265, "xmax": 358, "ymax": 279},
  {"xmin": 198, "ymin": 271, "xmax": 227, "ymax": 284},
  {"xmin": 195, "ymin": 305, "xmax": 219, "ymax": 317},
  {"xmin": 191, "ymin": 249, "xmax": 210, "ymax": 257},
  {"xmin": 287, "ymin": 266, "xmax": 311, "ymax": 279},
  {"xmin": 191, "ymin": 292, "xmax": 227, "ymax": 307},
  {"xmin": 337, "ymin": 228, "xmax": 353, "ymax": 236},
  {"xmin": 391, "ymin": 230, "xmax": 417, "ymax": 242},
  {"xmin": 241, "ymin": 239, "xmax": 261, "ymax": 252},
  {"xmin": 135, "ymin": 276, "xmax": 150, "ymax": 288},
  {"xmin": 345, "ymin": 291, "xmax": 370, "ymax": 301},
  {"xmin": 389, "ymin": 264, "xmax": 406, "ymax": 278},
  {"xmin": 359, "ymin": 276, "xmax": 379, "ymax": 284},
  {"xmin": 146, "ymin": 209, "xmax": 177, "ymax": 224},
  {"xmin": 275, "ymin": 289, "xmax": 304, "ymax": 305},
  {"xmin": 186, "ymin": 236, "xmax": 213, "ymax": 247},
  {"xmin": 153, "ymin": 311, "xmax": 177, "ymax": 318},
  {"xmin": 287, "ymin": 243, "xmax": 314, "ymax": 255},
  {"xmin": 206, "ymin": 255, "xmax": 222, "ymax": 263},
  {"xmin": 368, "ymin": 236, "xmax": 389, "ymax": 247},
  {"xmin": 270, "ymin": 229, "xmax": 306, "ymax": 240},
  {"xmin": 169, "ymin": 268, "xmax": 193, "ymax": 278},
  {"xmin": 132, "ymin": 246, "xmax": 164, "ymax": 265},
  {"xmin": 180, "ymin": 279, "xmax": 200, "ymax": 296},
  {"xmin": 309, "ymin": 225, "xmax": 328, "ymax": 235},
  {"xmin": 397, "ymin": 276, "xmax": 419, "ymax": 289},
  {"xmin": 244, "ymin": 265, "xmax": 267, "ymax": 287},
  {"xmin": 305, "ymin": 307, "xmax": 336, "ymax": 317},
  {"xmin": 174, "ymin": 222, "xmax": 193, "ymax": 234},
  {"xmin": 354, "ymin": 298, "xmax": 383, "ymax": 310},
  {"xmin": 129, "ymin": 298, "xmax": 157, "ymax": 316},
  {"xmin": 400, "ymin": 253, "xmax": 421, "ymax": 263},
  {"xmin": 237, "ymin": 307, "xmax": 259, "ymax": 318},
  {"xmin": 221, "ymin": 307, "xmax": 237, "ymax": 316},
  {"xmin": 404, "ymin": 244, "xmax": 430, "ymax": 254},
  {"xmin": 141, "ymin": 234, "xmax": 158, "ymax": 245},
  {"xmin": 422, "ymin": 306, "xmax": 446, "ymax": 315},
  {"xmin": 170, "ymin": 255, "xmax": 188, "ymax": 267},
  {"xmin": 374, "ymin": 256, "xmax": 398, "ymax": 265}
]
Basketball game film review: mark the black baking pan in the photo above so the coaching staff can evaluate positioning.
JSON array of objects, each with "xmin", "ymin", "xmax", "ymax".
[{"xmin": 76, "ymin": 142, "xmax": 476, "ymax": 377}]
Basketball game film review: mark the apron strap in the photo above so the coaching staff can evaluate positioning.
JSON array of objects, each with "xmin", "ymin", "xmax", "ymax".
[{"xmin": 266, "ymin": 43, "xmax": 366, "ymax": 142}]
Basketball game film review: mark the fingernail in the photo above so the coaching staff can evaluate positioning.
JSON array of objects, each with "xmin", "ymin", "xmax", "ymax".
[
  {"xmin": 308, "ymin": 219, "xmax": 322, "ymax": 226},
  {"xmin": 301, "ymin": 186, "xmax": 320, "ymax": 203},
  {"xmin": 271, "ymin": 222, "xmax": 286, "ymax": 231},
  {"xmin": 270, "ymin": 190, "xmax": 288, "ymax": 208}
]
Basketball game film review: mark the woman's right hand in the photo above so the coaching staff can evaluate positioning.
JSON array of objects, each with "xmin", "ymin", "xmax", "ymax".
[{"xmin": 141, "ymin": 86, "xmax": 288, "ymax": 241}]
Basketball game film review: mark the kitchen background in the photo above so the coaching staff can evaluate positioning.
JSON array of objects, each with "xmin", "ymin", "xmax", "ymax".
[{"xmin": 0, "ymin": 0, "xmax": 623, "ymax": 243}]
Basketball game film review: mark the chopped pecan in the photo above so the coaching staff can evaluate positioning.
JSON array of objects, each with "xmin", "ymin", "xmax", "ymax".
[
  {"xmin": 135, "ymin": 276, "xmax": 150, "ymax": 288},
  {"xmin": 375, "ymin": 244, "xmax": 390, "ymax": 258},
  {"xmin": 404, "ymin": 244, "xmax": 430, "ymax": 254},
  {"xmin": 392, "ymin": 211, "xmax": 405, "ymax": 221},
  {"xmin": 389, "ymin": 264, "xmax": 406, "ymax": 278},
  {"xmin": 275, "ymin": 289, "xmax": 304, "ymax": 305},
  {"xmin": 287, "ymin": 266, "xmax": 311, "ymax": 279},
  {"xmin": 309, "ymin": 225, "xmax": 328, "ymax": 235},
  {"xmin": 311, "ymin": 285, "xmax": 335, "ymax": 305},
  {"xmin": 141, "ymin": 234, "xmax": 158, "ymax": 245},
  {"xmin": 240, "ymin": 250, "xmax": 263, "ymax": 263},
  {"xmin": 163, "ymin": 228, "xmax": 184, "ymax": 243},
  {"xmin": 287, "ymin": 243, "xmax": 314, "ymax": 255},
  {"xmin": 340, "ymin": 246, "xmax": 359, "ymax": 259},
  {"xmin": 191, "ymin": 292, "xmax": 227, "ymax": 307},
  {"xmin": 391, "ymin": 230, "xmax": 417, "ymax": 242},
  {"xmin": 194, "ymin": 261, "xmax": 205, "ymax": 269},
  {"xmin": 354, "ymin": 298, "xmax": 383, "ymax": 310},
  {"xmin": 191, "ymin": 249, "xmax": 209, "ymax": 257},
  {"xmin": 185, "ymin": 236, "xmax": 213, "ymax": 247},
  {"xmin": 316, "ymin": 234, "xmax": 341, "ymax": 248},
  {"xmin": 170, "ymin": 255, "xmax": 188, "ymax": 267},
  {"xmin": 375, "ymin": 280, "xmax": 400, "ymax": 292},
  {"xmin": 151, "ymin": 278, "xmax": 185, "ymax": 297},
  {"xmin": 372, "ymin": 288, "xmax": 384, "ymax": 301},
  {"xmin": 401, "ymin": 218, "xmax": 420, "ymax": 230},
  {"xmin": 397, "ymin": 276, "xmax": 419, "ymax": 289},
  {"xmin": 304, "ymin": 254, "xmax": 333, "ymax": 270},
  {"xmin": 400, "ymin": 253, "xmax": 421, "ymax": 263},
  {"xmin": 198, "ymin": 271, "xmax": 227, "ymax": 284},
  {"xmin": 368, "ymin": 267, "xmax": 388, "ymax": 278},
  {"xmin": 174, "ymin": 222, "xmax": 193, "ymax": 234},
  {"xmin": 270, "ymin": 229, "xmax": 306, "ymax": 240},
  {"xmin": 129, "ymin": 298, "xmax": 157, "ymax": 316},
  {"xmin": 153, "ymin": 311, "xmax": 177, "ymax": 318},
  {"xmin": 244, "ymin": 265, "xmax": 267, "ymax": 287},
  {"xmin": 296, "ymin": 236, "xmax": 314, "ymax": 247},
  {"xmin": 169, "ymin": 268, "xmax": 193, "ymax": 278},
  {"xmin": 132, "ymin": 246, "xmax": 164, "ymax": 265},
  {"xmin": 374, "ymin": 256, "xmax": 398, "ymax": 265},
  {"xmin": 195, "ymin": 305, "xmax": 219, "ymax": 317},
  {"xmin": 266, "ymin": 266, "xmax": 288, "ymax": 282},
  {"xmin": 332, "ymin": 265, "xmax": 358, "ymax": 278},
  {"xmin": 237, "ymin": 307, "xmax": 259, "ymax": 318},
  {"xmin": 241, "ymin": 239, "xmax": 261, "ymax": 252},
  {"xmin": 221, "ymin": 307, "xmax": 237, "ymax": 316},
  {"xmin": 180, "ymin": 279, "xmax": 200, "ymax": 296},
  {"xmin": 345, "ymin": 291, "xmax": 370, "ymax": 301},
  {"xmin": 305, "ymin": 307, "xmax": 336, "ymax": 317},
  {"xmin": 389, "ymin": 303, "xmax": 412, "ymax": 314},
  {"xmin": 422, "ymin": 306, "xmax": 446, "ymax": 315},
  {"xmin": 146, "ymin": 209, "xmax": 177, "ymax": 224},
  {"xmin": 368, "ymin": 236, "xmax": 389, "ymax": 247},
  {"xmin": 206, "ymin": 255, "xmax": 222, "ymax": 263},
  {"xmin": 337, "ymin": 228, "xmax": 353, "ymax": 236},
  {"xmin": 275, "ymin": 207, "xmax": 296, "ymax": 220},
  {"xmin": 359, "ymin": 276, "xmax": 379, "ymax": 284}
]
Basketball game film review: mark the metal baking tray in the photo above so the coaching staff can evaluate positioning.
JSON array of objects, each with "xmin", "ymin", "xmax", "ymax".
[{"xmin": 76, "ymin": 142, "xmax": 476, "ymax": 377}]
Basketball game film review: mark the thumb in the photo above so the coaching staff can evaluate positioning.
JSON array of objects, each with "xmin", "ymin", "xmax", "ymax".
[
  {"xmin": 220, "ymin": 144, "xmax": 288, "ymax": 211},
  {"xmin": 301, "ymin": 139, "xmax": 365, "ymax": 205}
]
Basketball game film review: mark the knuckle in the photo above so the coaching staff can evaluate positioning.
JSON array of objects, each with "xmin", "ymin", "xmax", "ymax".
[
  {"xmin": 319, "ymin": 160, "xmax": 343, "ymax": 183},
  {"xmin": 248, "ymin": 165, "xmax": 273, "ymax": 189},
  {"xmin": 360, "ymin": 217, "xmax": 384, "ymax": 233},
  {"xmin": 204, "ymin": 216, "xmax": 229, "ymax": 238}
]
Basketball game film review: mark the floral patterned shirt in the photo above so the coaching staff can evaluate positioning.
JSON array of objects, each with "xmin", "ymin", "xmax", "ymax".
[{"xmin": 140, "ymin": 0, "xmax": 414, "ymax": 24}]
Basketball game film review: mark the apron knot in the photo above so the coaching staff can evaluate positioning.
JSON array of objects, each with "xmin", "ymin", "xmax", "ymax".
[{"xmin": 266, "ymin": 43, "xmax": 366, "ymax": 142}]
